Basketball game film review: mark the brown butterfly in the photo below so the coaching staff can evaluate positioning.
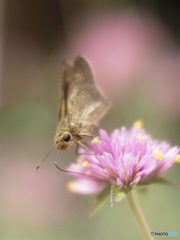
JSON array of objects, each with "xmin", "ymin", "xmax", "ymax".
[
  {"xmin": 36, "ymin": 56, "xmax": 108, "ymax": 169},
  {"xmin": 54, "ymin": 56, "xmax": 108, "ymax": 152}
]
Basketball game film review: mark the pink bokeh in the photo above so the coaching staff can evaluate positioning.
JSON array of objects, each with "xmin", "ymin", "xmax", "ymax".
[
  {"xmin": 68, "ymin": 10, "xmax": 169, "ymax": 98},
  {"xmin": 144, "ymin": 50, "xmax": 180, "ymax": 117},
  {"xmin": 1, "ymin": 161, "xmax": 71, "ymax": 227}
]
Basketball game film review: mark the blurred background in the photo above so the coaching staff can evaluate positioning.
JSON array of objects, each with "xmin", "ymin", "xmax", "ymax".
[{"xmin": 1, "ymin": 0, "xmax": 180, "ymax": 239}]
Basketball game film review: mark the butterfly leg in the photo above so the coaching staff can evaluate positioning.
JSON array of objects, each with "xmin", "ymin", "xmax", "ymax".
[
  {"xmin": 84, "ymin": 124, "xmax": 110, "ymax": 142},
  {"xmin": 89, "ymin": 123, "xmax": 99, "ymax": 134},
  {"xmin": 78, "ymin": 133, "xmax": 96, "ymax": 138},
  {"xmin": 78, "ymin": 132, "xmax": 109, "ymax": 143},
  {"xmin": 76, "ymin": 141, "xmax": 93, "ymax": 155},
  {"xmin": 77, "ymin": 122, "xmax": 99, "ymax": 139}
]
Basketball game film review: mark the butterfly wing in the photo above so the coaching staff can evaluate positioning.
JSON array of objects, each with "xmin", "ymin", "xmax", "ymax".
[
  {"xmin": 67, "ymin": 56, "xmax": 108, "ymax": 127},
  {"xmin": 58, "ymin": 56, "xmax": 108, "ymax": 132},
  {"xmin": 58, "ymin": 61, "xmax": 73, "ymax": 121}
]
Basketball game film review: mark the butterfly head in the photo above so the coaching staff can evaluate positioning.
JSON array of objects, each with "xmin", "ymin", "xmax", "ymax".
[{"xmin": 55, "ymin": 131, "xmax": 72, "ymax": 150}]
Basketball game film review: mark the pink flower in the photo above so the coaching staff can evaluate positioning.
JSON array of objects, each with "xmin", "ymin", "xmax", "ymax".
[{"xmin": 67, "ymin": 121, "xmax": 179, "ymax": 210}]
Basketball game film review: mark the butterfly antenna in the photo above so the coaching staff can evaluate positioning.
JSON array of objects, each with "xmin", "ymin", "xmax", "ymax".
[{"xmin": 36, "ymin": 144, "xmax": 55, "ymax": 170}]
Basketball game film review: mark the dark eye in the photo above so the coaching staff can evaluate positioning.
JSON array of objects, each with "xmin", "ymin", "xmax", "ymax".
[{"xmin": 62, "ymin": 133, "xmax": 71, "ymax": 142}]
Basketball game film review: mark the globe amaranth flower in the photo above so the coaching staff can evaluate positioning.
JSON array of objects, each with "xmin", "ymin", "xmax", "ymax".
[{"xmin": 67, "ymin": 121, "xmax": 180, "ymax": 214}]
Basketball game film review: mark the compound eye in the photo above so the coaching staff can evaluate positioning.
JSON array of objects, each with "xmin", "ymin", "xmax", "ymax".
[{"xmin": 62, "ymin": 132, "xmax": 71, "ymax": 142}]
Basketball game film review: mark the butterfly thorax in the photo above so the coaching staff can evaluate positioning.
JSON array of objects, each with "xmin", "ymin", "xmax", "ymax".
[{"xmin": 54, "ymin": 122, "xmax": 85, "ymax": 150}]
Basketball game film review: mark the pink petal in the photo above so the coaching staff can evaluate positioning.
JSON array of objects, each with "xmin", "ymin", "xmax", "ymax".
[{"xmin": 67, "ymin": 179, "xmax": 106, "ymax": 195}]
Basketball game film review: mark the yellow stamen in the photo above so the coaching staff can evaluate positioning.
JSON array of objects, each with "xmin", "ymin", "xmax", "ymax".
[
  {"xmin": 91, "ymin": 137, "xmax": 99, "ymax": 144},
  {"xmin": 104, "ymin": 168, "xmax": 114, "ymax": 174},
  {"xmin": 104, "ymin": 168, "xmax": 110, "ymax": 172},
  {"xmin": 67, "ymin": 181, "xmax": 76, "ymax": 192},
  {"xmin": 134, "ymin": 120, "xmax": 144, "ymax": 130},
  {"xmin": 78, "ymin": 157, "xmax": 85, "ymax": 164},
  {"xmin": 175, "ymin": 154, "xmax": 180, "ymax": 163},
  {"xmin": 154, "ymin": 150, "xmax": 163, "ymax": 160},
  {"xmin": 136, "ymin": 134, "xmax": 145, "ymax": 142},
  {"xmin": 82, "ymin": 161, "xmax": 90, "ymax": 168}
]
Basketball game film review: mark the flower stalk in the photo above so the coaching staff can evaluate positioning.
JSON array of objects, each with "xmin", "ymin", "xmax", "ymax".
[{"xmin": 127, "ymin": 190, "xmax": 153, "ymax": 240}]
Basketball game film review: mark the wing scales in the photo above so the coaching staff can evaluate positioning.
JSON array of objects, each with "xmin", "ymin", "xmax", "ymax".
[{"xmin": 58, "ymin": 56, "xmax": 108, "ymax": 130}]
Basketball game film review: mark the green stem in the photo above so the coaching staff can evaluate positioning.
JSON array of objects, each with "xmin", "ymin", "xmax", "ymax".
[{"xmin": 126, "ymin": 190, "xmax": 153, "ymax": 240}]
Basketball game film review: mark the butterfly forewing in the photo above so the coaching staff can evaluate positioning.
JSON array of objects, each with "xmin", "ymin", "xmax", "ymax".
[
  {"xmin": 55, "ymin": 56, "xmax": 108, "ymax": 150},
  {"xmin": 58, "ymin": 62, "xmax": 72, "ymax": 121},
  {"xmin": 66, "ymin": 57, "xmax": 108, "ymax": 125}
]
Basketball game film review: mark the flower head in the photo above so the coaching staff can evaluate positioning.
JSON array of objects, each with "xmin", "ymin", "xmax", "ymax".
[{"xmin": 67, "ymin": 122, "xmax": 179, "ymax": 212}]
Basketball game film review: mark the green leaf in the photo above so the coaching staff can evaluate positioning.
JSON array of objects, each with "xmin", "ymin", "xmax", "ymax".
[
  {"xmin": 139, "ymin": 177, "xmax": 180, "ymax": 188},
  {"xmin": 111, "ymin": 185, "xmax": 133, "ymax": 206},
  {"xmin": 89, "ymin": 187, "xmax": 111, "ymax": 217}
]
